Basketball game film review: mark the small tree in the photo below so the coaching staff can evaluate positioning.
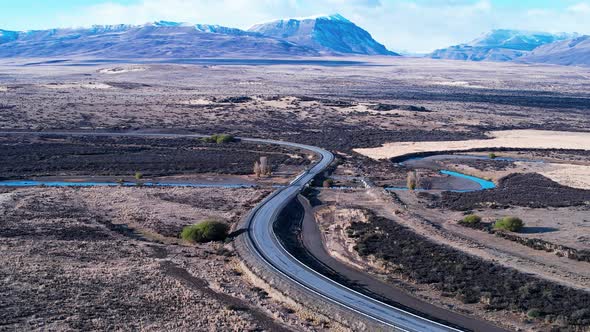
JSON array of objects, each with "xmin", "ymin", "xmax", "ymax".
[
  {"xmin": 488, "ymin": 152, "xmax": 497, "ymax": 159},
  {"xmin": 494, "ymin": 217, "xmax": 524, "ymax": 232},
  {"xmin": 259, "ymin": 156, "xmax": 271, "ymax": 176},
  {"xmin": 134, "ymin": 172, "xmax": 143, "ymax": 180},
  {"xmin": 253, "ymin": 161, "xmax": 262, "ymax": 177},
  {"xmin": 407, "ymin": 171, "xmax": 417, "ymax": 190}
]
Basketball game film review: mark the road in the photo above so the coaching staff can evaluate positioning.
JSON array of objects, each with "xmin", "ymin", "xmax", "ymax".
[
  {"xmin": 298, "ymin": 196, "xmax": 506, "ymax": 332},
  {"xmin": 0, "ymin": 130, "xmax": 471, "ymax": 331},
  {"xmin": 235, "ymin": 139, "xmax": 464, "ymax": 331}
]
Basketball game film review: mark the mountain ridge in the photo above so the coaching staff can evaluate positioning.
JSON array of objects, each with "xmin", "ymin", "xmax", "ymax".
[
  {"xmin": 430, "ymin": 29, "xmax": 577, "ymax": 62},
  {"xmin": 0, "ymin": 15, "xmax": 396, "ymax": 58},
  {"xmin": 248, "ymin": 14, "xmax": 397, "ymax": 56},
  {"xmin": 517, "ymin": 35, "xmax": 590, "ymax": 66}
]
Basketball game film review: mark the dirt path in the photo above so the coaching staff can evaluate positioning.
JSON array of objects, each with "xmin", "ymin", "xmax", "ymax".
[{"xmin": 298, "ymin": 195, "xmax": 507, "ymax": 332}]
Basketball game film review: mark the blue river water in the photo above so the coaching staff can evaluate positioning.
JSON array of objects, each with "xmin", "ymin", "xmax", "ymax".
[
  {"xmin": 0, "ymin": 170, "xmax": 496, "ymax": 193},
  {"xmin": 440, "ymin": 170, "xmax": 496, "ymax": 190},
  {"xmin": 0, "ymin": 180, "xmax": 256, "ymax": 189},
  {"xmin": 385, "ymin": 170, "xmax": 496, "ymax": 192}
]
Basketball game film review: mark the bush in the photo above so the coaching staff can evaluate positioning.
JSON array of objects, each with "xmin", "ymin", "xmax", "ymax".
[
  {"xmin": 494, "ymin": 217, "xmax": 524, "ymax": 232},
  {"xmin": 202, "ymin": 134, "xmax": 236, "ymax": 144},
  {"xmin": 180, "ymin": 220, "xmax": 229, "ymax": 243},
  {"xmin": 528, "ymin": 308, "xmax": 543, "ymax": 319},
  {"xmin": 488, "ymin": 152, "xmax": 497, "ymax": 159},
  {"xmin": 134, "ymin": 172, "xmax": 143, "ymax": 180},
  {"xmin": 460, "ymin": 214, "xmax": 482, "ymax": 224},
  {"xmin": 322, "ymin": 179, "xmax": 334, "ymax": 188}
]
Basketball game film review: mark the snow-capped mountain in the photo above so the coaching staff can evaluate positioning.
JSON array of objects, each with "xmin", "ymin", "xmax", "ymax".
[
  {"xmin": 517, "ymin": 35, "xmax": 590, "ymax": 66},
  {"xmin": 429, "ymin": 29, "xmax": 577, "ymax": 62},
  {"xmin": 0, "ymin": 22, "xmax": 318, "ymax": 58},
  {"xmin": 248, "ymin": 14, "xmax": 398, "ymax": 56},
  {"xmin": 0, "ymin": 15, "xmax": 395, "ymax": 58}
]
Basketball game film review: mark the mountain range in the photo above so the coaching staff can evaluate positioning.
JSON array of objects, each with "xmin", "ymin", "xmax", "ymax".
[
  {"xmin": 429, "ymin": 29, "xmax": 578, "ymax": 62},
  {"xmin": 1, "ymin": 17, "xmax": 589, "ymax": 67},
  {"xmin": 0, "ymin": 15, "xmax": 395, "ymax": 58},
  {"xmin": 517, "ymin": 35, "xmax": 590, "ymax": 66}
]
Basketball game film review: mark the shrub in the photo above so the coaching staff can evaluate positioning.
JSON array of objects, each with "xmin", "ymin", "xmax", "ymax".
[
  {"xmin": 528, "ymin": 308, "xmax": 543, "ymax": 319},
  {"xmin": 494, "ymin": 217, "xmax": 524, "ymax": 232},
  {"xmin": 202, "ymin": 134, "xmax": 236, "ymax": 144},
  {"xmin": 180, "ymin": 220, "xmax": 229, "ymax": 243},
  {"xmin": 488, "ymin": 152, "xmax": 497, "ymax": 159},
  {"xmin": 214, "ymin": 134, "xmax": 235, "ymax": 144},
  {"xmin": 134, "ymin": 172, "xmax": 143, "ymax": 180},
  {"xmin": 323, "ymin": 179, "xmax": 334, "ymax": 188},
  {"xmin": 460, "ymin": 214, "xmax": 482, "ymax": 224}
]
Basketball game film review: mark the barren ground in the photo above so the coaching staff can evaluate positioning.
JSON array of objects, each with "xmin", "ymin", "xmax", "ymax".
[
  {"xmin": 0, "ymin": 187, "xmax": 335, "ymax": 331},
  {"xmin": 313, "ymin": 188, "xmax": 590, "ymax": 331},
  {"xmin": 2, "ymin": 57, "xmax": 590, "ymax": 331}
]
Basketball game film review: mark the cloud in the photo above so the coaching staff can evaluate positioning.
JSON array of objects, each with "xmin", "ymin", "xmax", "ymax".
[{"xmin": 53, "ymin": 0, "xmax": 590, "ymax": 53}]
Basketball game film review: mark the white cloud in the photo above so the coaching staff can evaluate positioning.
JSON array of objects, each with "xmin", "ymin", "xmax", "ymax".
[{"xmin": 52, "ymin": 0, "xmax": 590, "ymax": 53}]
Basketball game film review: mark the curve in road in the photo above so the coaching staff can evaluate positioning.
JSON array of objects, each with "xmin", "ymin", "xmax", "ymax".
[
  {"xmin": 0, "ymin": 131, "xmax": 477, "ymax": 331},
  {"xmin": 238, "ymin": 139, "xmax": 464, "ymax": 332}
]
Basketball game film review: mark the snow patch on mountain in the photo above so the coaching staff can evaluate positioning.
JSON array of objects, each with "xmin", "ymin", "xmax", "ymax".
[
  {"xmin": 248, "ymin": 14, "xmax": 396, "ymax": 56},
  {"xmin": 430, "ymin": 29, "xmax": 577, "ymax": 62}
]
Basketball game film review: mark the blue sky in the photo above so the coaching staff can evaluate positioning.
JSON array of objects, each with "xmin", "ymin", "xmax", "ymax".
[{"xmin": 2, "ymin": 0, "xmax": 590, "ymax": 52}]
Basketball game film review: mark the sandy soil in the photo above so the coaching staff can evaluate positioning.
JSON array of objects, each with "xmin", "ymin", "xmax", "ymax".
[
  {"xmin": 0, "ymin": 187, "xmax": 333, "ymax": 331},
  {"xmin": 355, "ymin": 130, "xmax": 590, "ymax": 160},
  {"xmin": 536, "ymin": 163, "xmax": 590, "ymax": 189},
  {"xmin": 461, "ymin": 206, "xmax": 590, "ymax": 251}
]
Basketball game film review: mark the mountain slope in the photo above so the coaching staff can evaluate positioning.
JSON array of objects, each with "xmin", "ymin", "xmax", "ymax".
[
  {"xmin": 248, "ymin": 14, "xmax": 397, "ymax": 56},
  {"xmin": 0, "ymin": 22, "xmax": 318, "ymax": 58},
  {"xmin": 430, "ymin": 29, "xmax": 576, "ymax": 62},
  {"xmin": 517, "ymin": 36, "xmax": 590, "ymax": 66}
]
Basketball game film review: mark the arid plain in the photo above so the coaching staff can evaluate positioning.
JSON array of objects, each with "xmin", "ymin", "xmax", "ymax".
[{"xmin": 1, "ymin": 57, "xmax": 590, "ymax": 331}]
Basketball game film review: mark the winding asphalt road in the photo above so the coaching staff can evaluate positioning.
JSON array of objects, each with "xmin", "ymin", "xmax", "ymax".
[
  {"xmin": 236, "ymin": 139, "xmax": 464, "ymax": 331},
  {"xmin": 1, "ymin": 130, "xmax": 471, "ymax": 331}
]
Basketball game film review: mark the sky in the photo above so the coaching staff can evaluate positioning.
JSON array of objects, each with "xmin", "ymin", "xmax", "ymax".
[{"xmin": 1, "ymin": 0, "xmax": 590, "ymax": 53}]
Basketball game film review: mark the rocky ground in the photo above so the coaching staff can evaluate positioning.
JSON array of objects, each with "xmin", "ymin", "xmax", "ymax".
[
  {"xmin": 312, "ymin": 186, "xmax": 590, "ymax": 329},
  {"xmin": 440, "ymin": 173, "xmax": 590, "ymax": 210},
  {"xmin": 0, "ymin": 134, "xmax": 312, "ymax": 179},
  {"xmin": 2, "ymin": 59, "xmax": 590, "ymax": 152},
  {"xmin": 0, "ymin": 187, "xmax": 334, "ymax": 331}
]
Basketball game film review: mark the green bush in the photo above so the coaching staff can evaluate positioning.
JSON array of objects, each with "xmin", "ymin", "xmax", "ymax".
[
  {"xmin": 202, "ymin": 134, "xmax": 236, "ymax": 144},
  {"xmin": 494, "ymin": 217, "xmax": 524, "ymax": 232},
  {"xmin": 488, "ymin": 152, "xmax": 497, "ymax": 159},
  {"xmin": 322, "ymin": 179, "xmax": 334, "ymax": 188},
  {"xmin": 180, "ymin": 220, "xmax": 229, "ymax": 243},
  {"xmin": 460, "ymin": 214, "xmax": 482, "ymax": 224}
]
